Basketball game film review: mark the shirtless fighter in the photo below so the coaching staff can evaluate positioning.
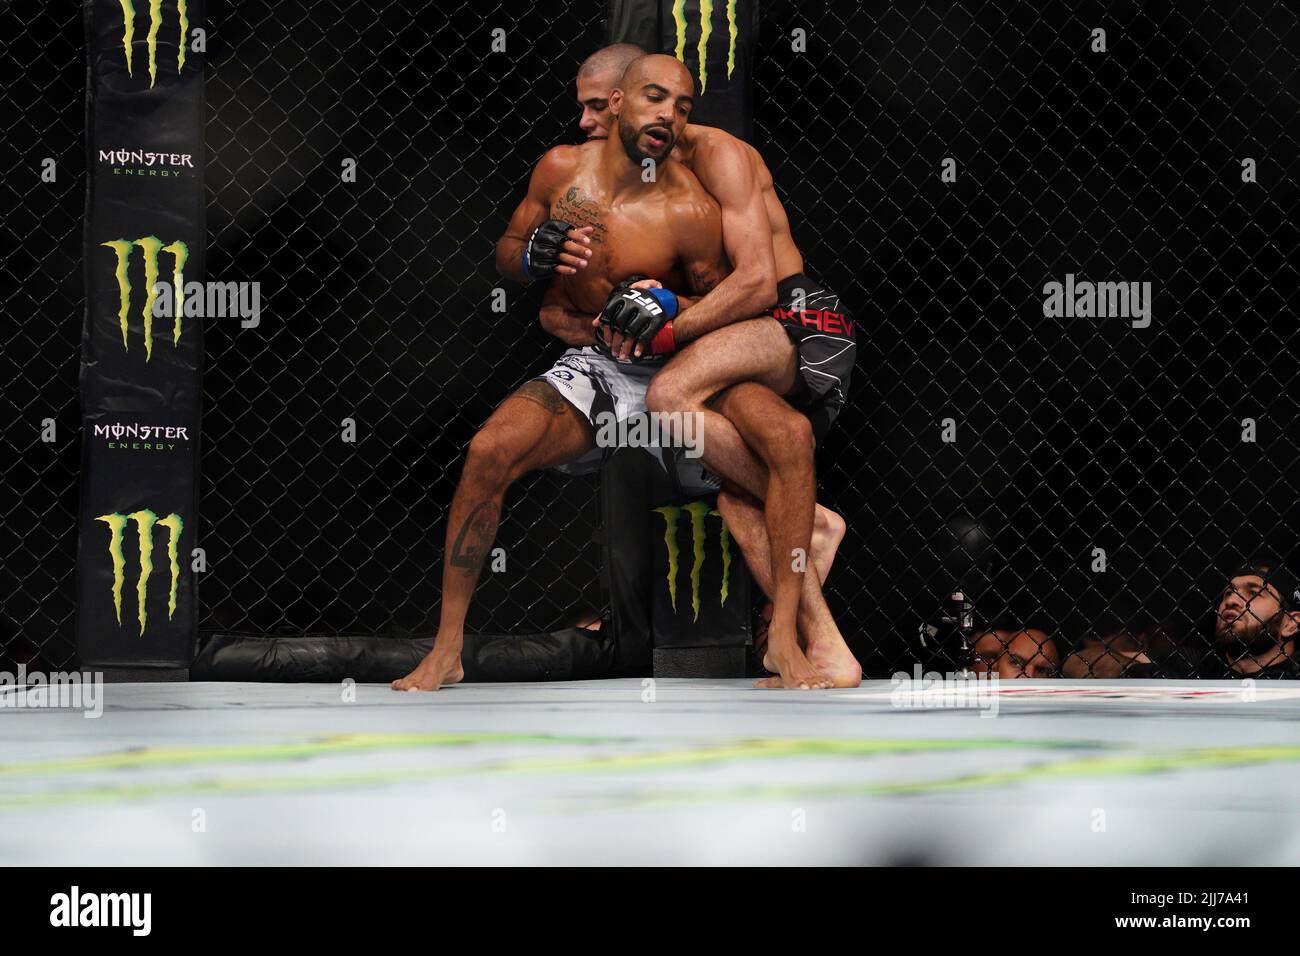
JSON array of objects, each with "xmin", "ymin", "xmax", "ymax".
[
  {"xmin": 569, "ymin": 46, "xmax": 861, "ymax": 687},
  {"xmin": 396, "ymin": 55, "xmax": 830, "ymax": 690}
]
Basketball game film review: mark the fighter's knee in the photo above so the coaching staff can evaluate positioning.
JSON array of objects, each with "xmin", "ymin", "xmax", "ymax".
[
  {"xmin": 756, "ymin": 412, "xmax": 814, "ymax": 466},
  {"xmin": 465, "ymin": 427, "xmax": 522, "ymax": 485},
  {"xmin": 646, "ymin": 369, "xmax": 702, "ymax": 415},
  {"xmin": 644, "ymin": 374, "xmax": 679, "ymax": 415}
]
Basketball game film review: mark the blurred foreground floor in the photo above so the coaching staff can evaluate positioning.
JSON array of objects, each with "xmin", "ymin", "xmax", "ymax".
[{"xmin": 2, "ymin": 678, "xmax": 1298, "ymax": 865}]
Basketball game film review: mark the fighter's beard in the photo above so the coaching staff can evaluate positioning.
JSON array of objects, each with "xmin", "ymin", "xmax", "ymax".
[
  {"xmin": 618, "ymin": 121, "xmax": 652, "ymax": 165},
  {"xmin": 618, "ymin": 121, "xmax": 670, "ymax": 166}
]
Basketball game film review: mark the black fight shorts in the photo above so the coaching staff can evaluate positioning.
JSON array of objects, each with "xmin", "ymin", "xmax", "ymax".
[{"xmin": 772, "ymin": 273, "xmax": 856, "ymax": 441}]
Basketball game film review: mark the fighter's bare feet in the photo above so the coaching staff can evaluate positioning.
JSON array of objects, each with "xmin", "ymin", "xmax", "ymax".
[
  {"xmin": 391, "ymin": 648, "xmax": 464, "ymax": 691},
  {"xmin": 805, "ymin": 629, "xmax": 862, "ymax": 687},
  {"xmin": 759, "ymin": 634, "xmax": 831, "ymax": 689}
]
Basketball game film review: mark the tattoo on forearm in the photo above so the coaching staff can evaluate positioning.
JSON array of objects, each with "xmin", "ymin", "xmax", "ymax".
[
  {"xmin": 450, "ymin": 501, "xmax": 499, "ymax": 572},
  {"xmin": 511, "ymin": 379, "xmax": 570, "ymax": 416},
  {"xmin": 554, "ymin": 187, "xmax": 607, "ymax": 244}
]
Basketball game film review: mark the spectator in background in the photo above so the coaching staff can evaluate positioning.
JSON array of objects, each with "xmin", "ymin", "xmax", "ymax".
[
  {"xmin": 1203, "ymin": 558, "xmax": 1299, "ymax": 678},
  {"xmin": 1062, "ymin": 631, "xmax": 1158, "ymax": 678},
  {"xmin": 968, "ymin": 626, "xmax": 1059, "ymax": 678}
]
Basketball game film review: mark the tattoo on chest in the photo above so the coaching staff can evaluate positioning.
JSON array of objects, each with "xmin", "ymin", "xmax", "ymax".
[{"xmin": 554, "ymin": 187, "xmax": 607, "ymax": 244}]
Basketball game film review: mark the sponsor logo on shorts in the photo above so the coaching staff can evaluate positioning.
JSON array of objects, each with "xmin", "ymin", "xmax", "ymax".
[
  {"xmin": 95, "ymin": 508, "xmax": 184, "ymax": 636},
  {"xmin": 654, "ymin": 501, "xmax": 732, "ymax": 621}
]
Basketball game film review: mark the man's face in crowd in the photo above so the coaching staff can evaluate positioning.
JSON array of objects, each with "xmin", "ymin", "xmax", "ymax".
[
  {"xmin": 969, "ymin": 628, "xmax": 1059, "ymax": 678},
  {"xmin": 609, "ymin": 57, "xmax": 693, "ymax": 165},
  {"xmin": 1061, "ymin": 636, "xmax": 1153, "ymax": 679},
  {"xmin": 1216, "ymin": 574, "xmax": 1291, "ymax": 648},
  {"xmin": 576, "ymin": 71, "xmax": 616, "ymax": 140}
]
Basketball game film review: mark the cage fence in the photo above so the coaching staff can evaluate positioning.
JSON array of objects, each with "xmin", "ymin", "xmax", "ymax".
[{"xmin": 3, "ymin": 0, "xmax": 1299, "ymax": 678}]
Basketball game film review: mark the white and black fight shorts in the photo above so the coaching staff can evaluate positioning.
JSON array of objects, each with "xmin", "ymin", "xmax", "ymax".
[{"xmin": 535, "ymin": 346, "xmax": 721, "ymax": 496}]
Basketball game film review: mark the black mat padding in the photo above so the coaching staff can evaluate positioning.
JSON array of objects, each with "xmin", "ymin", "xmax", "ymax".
[{"xmin": 192, "ymin": 627, "xmax": 623, "ymax": 683}]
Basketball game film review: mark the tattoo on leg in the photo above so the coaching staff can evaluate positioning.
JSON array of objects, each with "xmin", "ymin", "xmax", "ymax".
[
  {"xmin": 512, "ymin": 380, "xmax": 570, "ymax": 416},
  {"xmin": 450, "ymin": 501, "xmax": 499, "ymax": 573}
]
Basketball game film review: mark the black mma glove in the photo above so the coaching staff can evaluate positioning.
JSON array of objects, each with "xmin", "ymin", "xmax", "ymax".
[
  {"xmin": 600, "ymin": 283, "xmax": 680, "ymax": 356},
  {"xmin": 594, "ymin": 276, "xmax": 645, "ymax": 356},
  {"xmin": 522, "ymin": 219, "xmax": 576, "ymax": 279}
]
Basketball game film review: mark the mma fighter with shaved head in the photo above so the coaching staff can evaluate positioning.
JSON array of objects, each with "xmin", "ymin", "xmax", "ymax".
[
  {"xmin": 396, "ymin": 54, "xmax": 858, "ymax": 691},
  {"xmin": 565, "ymin": 46, "xmax": 860, "ymax": 688}
]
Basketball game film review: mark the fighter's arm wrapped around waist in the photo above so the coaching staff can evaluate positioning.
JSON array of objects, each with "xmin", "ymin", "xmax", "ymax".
[
  {"xmin": 595, "ymin": 200, "xmax": 737, "ymax": 362},
  {"xmin": 596, "ymin": 262, "xmax": 753, "ymax": 360},
  {"xmin": 600, "ymin": 152, "xmax": 771, "ymax": 357},
  {"xmin": 662, "ymin": 136, "xmax": 779, "ymax": 343}
]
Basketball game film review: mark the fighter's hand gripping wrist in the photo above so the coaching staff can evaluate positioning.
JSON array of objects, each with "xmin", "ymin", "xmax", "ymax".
[{"xmin": 600, "ymin": 285, "xmax": 679, "ymax": 348}]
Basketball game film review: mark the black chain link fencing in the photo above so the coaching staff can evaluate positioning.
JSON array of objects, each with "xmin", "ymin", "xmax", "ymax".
[
  {"xmin": 198, "ymin": 3, "xmax": 610, "ymax": 640},
  {"xmin": 4, "ymin": 1, "xmax": 1298, "ymax": 678},
  {"xmin": 757, "ymin": 0, "xmax": 1300, "ymax": 679},
  {"xmin": 3, "ymin": 4, "xmax": 85, "ymax": 673}
]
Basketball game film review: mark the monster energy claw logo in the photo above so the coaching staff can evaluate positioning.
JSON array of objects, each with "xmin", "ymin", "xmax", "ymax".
[
  {"xmin": 96, "ymin": 510, "xmax": 183, "ymax": 636},
  {"xmin": 102, "ymin": 237, "xmax": 188, "ymax": 360},
  {"xmin": 116, "ymin": 0, "xmax": 190, "ymax": 87},
  {"xmin": 654, "ymin": 501, "xmax": 732, "ymax": 621},
  {"xmin": 671, "ymin": 0, "xmax": 738, "ymax": 93}
]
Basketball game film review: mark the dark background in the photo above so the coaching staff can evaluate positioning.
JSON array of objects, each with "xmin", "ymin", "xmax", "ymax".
[{"xmin": 5, "ymin": 0, "xmax": 1299, "ymax": 676}]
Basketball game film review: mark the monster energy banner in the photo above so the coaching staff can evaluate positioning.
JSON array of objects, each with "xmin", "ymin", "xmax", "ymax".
[
  {"xmin": 77, "ymin": 0, "xmax": 205, "ymax": 668},
  {"xmin": 606, "ymin": 0, "xmax": 756, "ymax": 141},
  {"xmin": 650, "ymin": 495, "xmax": 751, "ymax": 649}
]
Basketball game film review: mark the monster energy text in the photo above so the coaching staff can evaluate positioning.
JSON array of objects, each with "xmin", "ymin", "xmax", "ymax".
[
  {"xmin": 99, "ymin": 148, "xmax": 194, "ymax": 177},
  {"xmin": 93, "ymin": 422, "xmax": 190, "ymax": 452}
]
